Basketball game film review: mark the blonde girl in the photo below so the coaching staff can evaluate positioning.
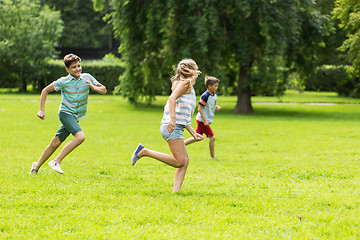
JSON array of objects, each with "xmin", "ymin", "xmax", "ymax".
[{"xmin": 131, "ymin": 59, "xmax": 204, "ymax": 192}]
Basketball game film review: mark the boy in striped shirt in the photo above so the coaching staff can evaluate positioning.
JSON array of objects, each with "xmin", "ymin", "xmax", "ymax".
[
  {"xmin": 29, "ymin": 54, "xmax": 107, "ymax": 174},
  {"xmin": 185, "ymin": 76, "xmax": 221, "ymax": 159}
]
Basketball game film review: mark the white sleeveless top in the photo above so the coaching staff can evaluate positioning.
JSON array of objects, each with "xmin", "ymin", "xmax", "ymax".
[{"xmin": 161, "ymin": 87, "xmax": 196, "ymax": 127}]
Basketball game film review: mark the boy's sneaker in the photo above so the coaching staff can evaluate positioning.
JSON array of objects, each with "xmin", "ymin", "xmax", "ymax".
[
  {"xmin": 48, "ymin": 160, "xmax": 64, "ymax": 174},
  {"xmin": 29, "ymin": 162, "xmax": 38, "ymax": 175},
  {"xmin": 131, "ymin": 143, "xmax": 144, "ymax": 166},
  {"xmin": 211, "ymin": 156, "xmax": 221, "ymax": 160}
]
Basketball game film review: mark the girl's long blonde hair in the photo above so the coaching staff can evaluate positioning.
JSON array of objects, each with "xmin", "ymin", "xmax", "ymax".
[{"xmin": 171, "ymin": 59, "xmax": 200, "ymax": 92}]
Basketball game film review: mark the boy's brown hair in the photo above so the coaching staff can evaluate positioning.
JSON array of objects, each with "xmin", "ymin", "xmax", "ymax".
[
  {"xmin": 205, "ymin": 76, "xmax": 220, "ymax": 87},
  {"xmin": 63, "ymin": 54, "xmax": 81, "ymax": 68}
]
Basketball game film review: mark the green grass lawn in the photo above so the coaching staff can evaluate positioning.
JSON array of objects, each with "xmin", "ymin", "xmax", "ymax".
[
  {"xmin": 253, "ymin": 90, "xmax": 360, "ymax": 103},
  {"xmin": 0, "ymin": 91, "xmax": 360, "ymax": 239}
]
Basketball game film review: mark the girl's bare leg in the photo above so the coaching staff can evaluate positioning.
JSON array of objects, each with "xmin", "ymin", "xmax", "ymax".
[
  {"xmin": 173, "ymin": 150, "xmax": 189, "ymax": 192},
  {"xmin": 138, "ymin": 139, "xmax": 187, "ymax": 168},
  {"xmin": 168, "ymin": 139, "xmax": 189, "ymax": 192},
  {"xmin": 137, "ymin": 139, "xmax": 189, "ymax": 192}
]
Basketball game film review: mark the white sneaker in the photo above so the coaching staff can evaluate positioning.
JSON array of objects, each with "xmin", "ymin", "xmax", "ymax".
[
  {"xmin": 29, "ymin": 162, "xmax": 38, "ymax": 175},
  {"xmin": 48, "ymin": 160, "xmax": 64, "ymax": 174}
]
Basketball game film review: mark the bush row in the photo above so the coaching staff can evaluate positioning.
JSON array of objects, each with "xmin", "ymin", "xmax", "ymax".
[
  {"xmin": 304, "ymin": 65, "xmax": 354, "ymax": 95},
  {"xmin": 44, "ymin": 59, "xmax": 125, "ymax": 94}
]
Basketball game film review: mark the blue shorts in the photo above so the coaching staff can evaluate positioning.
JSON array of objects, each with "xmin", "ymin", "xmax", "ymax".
[
  {"xmin": 160, "ymin": 124, "xmax": 185, "ymax": 141},
  {"xmin": 55, "ymin": 111, "xmax": 82, "ymax": 142}
]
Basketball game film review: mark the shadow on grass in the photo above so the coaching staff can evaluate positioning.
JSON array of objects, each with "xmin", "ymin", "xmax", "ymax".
[
  {"xmin": 131, "ymin": 102, "xmax": 360, "ymax": 122},
  {"xmin": 131, "ymin": 102, "xmax": 166, "ymax": 113},
  {"xmin": 217, "ymin": 104, "xmax": 360, "ymax": 122},
  {"xmin": 139, "ymin": 190, "xmax": 227, "ymax": 198}
]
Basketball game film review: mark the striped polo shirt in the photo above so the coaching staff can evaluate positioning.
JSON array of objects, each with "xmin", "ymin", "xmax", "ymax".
[
  {"xmin": 53, "ymin": 73, "xmax": 100, "ymax": 121},
  {"xmin": 196, "ymin": 90, "xmax": 217, "ymax": 124},
  {"xmin": 161, "ymin": 87, "xmax": 196, "ymax": 127}
]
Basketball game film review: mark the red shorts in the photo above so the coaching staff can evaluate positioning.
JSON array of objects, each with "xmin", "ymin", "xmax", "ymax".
[{"xmin": 195, "ymin": 120, "xmax": 214, "ymax": 138}]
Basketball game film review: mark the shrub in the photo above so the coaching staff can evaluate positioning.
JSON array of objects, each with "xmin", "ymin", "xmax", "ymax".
[
  {"xmin": 305, "ymin": 65, "xmax": 349, "ymax": 92},
  {"xmin": 336, "ymin": 66, "xmax": 360, "ymax": 98}
]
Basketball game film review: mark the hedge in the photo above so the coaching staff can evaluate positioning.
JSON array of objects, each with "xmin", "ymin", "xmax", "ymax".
[
  {"xmin": 305, "ymin": 65, "xmax": 349, "ymax": 92},
  {"xmin": 44, "ymin": 59, "xmax": 124, "ymax": 94}
]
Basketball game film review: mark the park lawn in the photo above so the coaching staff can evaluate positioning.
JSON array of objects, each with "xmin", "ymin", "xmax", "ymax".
[
  {"xmin": 0, "ymin": 92, "xmax": 360, "ymax": 239},
  {"xmin": 253, "ymin": 89, "xmax": 360, "ymax": 103}
]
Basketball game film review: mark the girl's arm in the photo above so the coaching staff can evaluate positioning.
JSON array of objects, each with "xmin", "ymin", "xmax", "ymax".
[
  {"xmin": 186, "ymin": 124, "xmax": 204, "ymax": 141},
  {"xmin": 167, "ymin": 82, "xmax": 189, "ymax": 133},
  {"xmin": 37, "ymin": 83, "xmax": 55, "ymax": 120}
]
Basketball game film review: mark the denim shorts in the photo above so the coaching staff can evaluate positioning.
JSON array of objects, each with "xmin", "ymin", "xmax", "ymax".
[
  {"xmin": 55, "ymin": 111, "xmax": 82, "ymax": 142},
  {"xmin": 160, "ymin": 124, "xmax": 185, "ymax": 141}
]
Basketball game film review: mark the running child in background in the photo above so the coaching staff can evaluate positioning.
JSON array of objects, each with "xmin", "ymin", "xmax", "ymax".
[
  {"xmin": 184, "ymin": 76, "xmax": 221, "ymax": 159},
  {"xmin": 29, "ymin": 53, "xmax": 107, "ymax": 174}
]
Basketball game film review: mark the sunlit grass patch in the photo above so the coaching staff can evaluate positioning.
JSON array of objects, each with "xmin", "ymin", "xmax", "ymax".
[{"xmin": 0, "ymin": 92, "xmax": 360, "ymax": 239}]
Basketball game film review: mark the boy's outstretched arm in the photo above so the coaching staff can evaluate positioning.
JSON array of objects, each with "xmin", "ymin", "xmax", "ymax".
[
  {"xmin": 37, "ymin": 84, "xmax": 55, "ymax": 120},
  {"xmin": 85, "ymin": 79, "xmax": 107, "ymax": 95}
]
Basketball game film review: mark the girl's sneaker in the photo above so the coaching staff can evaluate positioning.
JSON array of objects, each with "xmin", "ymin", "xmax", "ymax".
[{"xmin": 131, "ymin": 143, "xmax": 144, "ymax": 165}]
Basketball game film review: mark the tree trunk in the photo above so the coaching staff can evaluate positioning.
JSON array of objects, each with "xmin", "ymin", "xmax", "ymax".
[
  {"xmin": 38, "ymin": 79, "xmax": 45, "ymax": 92},
  {"xmin": 234, "ymin": 64, "xmax": 253, "ymax": 114},
  {"xmin": 108, "ymin": 33, "xmax": 113, "ymax": 50},
  {"xmin": 21, "ymin": 77, "xmax": 27, "ymax": 92},
  {"xmin": 19, "ymin": 68, "xmax": 27, "ymax": 92}
]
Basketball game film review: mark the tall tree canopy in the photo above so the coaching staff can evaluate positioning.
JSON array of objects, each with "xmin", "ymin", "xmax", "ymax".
[
  {"xmin": 94, "ymin": 0, "xmax": 327, "ymax": 114},
  {"xmin": 333, "ymin": 0, "xmax": 360, "ymax": 78},
  {"xmin": 99, "ymin": 0, "xmax": 222, "ymax": 103},
  {"xmin": 0, "ymin": 0, "xmax": 63, "ymax": 91},
  {"xmin": 44, "ymin": 0, "xmax": 111, "ymax": 49},
  {"xmin": 313, "ymin": 0, "xmax": 347, "ymax": 66}
]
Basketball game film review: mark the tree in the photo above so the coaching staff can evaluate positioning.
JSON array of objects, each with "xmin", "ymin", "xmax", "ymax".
[
  {"xmin": 0, "ymin": 0, "xmax": 63, "ymax": 91},
  {"xmin": 333, "ymin": 0, "xmax": 360, "ymax": 78},
  {"xmin": 218, "ymin": 1, "xmax": 297, "ymax": 113},
  {"xmin": 311, "ymin": 0, "xmax": 348, "ymax": 67},
  {"xmin": 94, "ymin": 0, "xmax": 222, "ymax": 103},
  {"xmin": 44, "ymin": 0, "xmax": 112, "ymax": 49},
  {"xmin": 286, "ymin": 0, "xmax": 333, "ymax": 92},
  {"xmin": 94, "ymin": 0, "xmax": 327, "ymax": 114}
]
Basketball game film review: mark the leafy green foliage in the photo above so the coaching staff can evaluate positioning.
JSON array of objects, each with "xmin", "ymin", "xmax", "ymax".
[
  {"xmin": 103, "ymin": 0, "xmax": 223, "ymax": 103},
  {"xmin": 95, "ymin": 0, "xmax": 329, "ymax": 114},
  {"xmin": 283, "ymin": 0, "xmax": 334, "ymax": 94},
  {"xmin": 333, "ymin": 0, "xmax": 360, "ymax": 97},
  {"xmin": 0, "ymin": 0, "xmax": 63, "ymax": 91},
  {"xmin": 305, "ymin": 65, "xmax": 349, "ymax": 92},
  {"xmin": 314, "ymin": 0, "xmax": 348, "ymax": 66},
  {"xmin": 333, "ymin": 0, "xmax": 360, "ymax": 77},
  {"xmin": 44, "ymin": 0, "xmax": 110, "ymax": 49}
]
